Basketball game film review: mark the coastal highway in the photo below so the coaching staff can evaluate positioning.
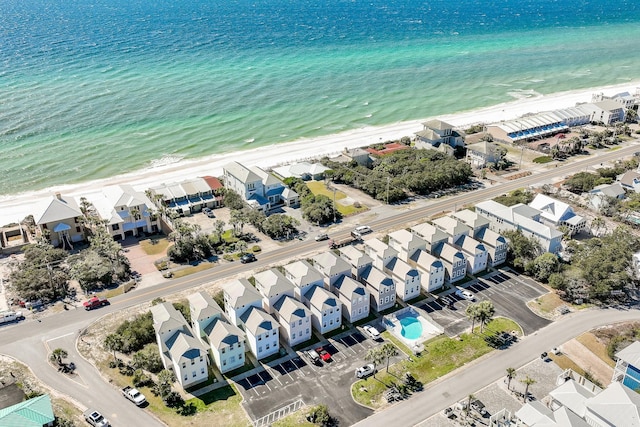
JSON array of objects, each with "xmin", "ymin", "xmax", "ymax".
[{"xmin": 0, "ymin": 142, "xmax": 638, "ymax": 426}]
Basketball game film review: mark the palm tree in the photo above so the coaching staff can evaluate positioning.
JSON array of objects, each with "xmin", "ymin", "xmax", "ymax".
[
  {"xmin": 49, "ymin": 348, "xmax": 68, "ymax": 366},
  {"xmin": 381, "ymin": 343, "xmax": 399, "ymax": 373},
  {"xmin": 465, "ymin": 303, "xmax": 481, "ymax": 333},
  {"xmin": 104, "ymin": 334, "xmax": 123, "ymax": 363},
  {"xmin": 505, "ymin": 367, "xmax": 517, "ymax": 391},
  {"xmin": 364, "ymin": 347, "xmax": 385, "ymax": 379},
  {"xmin": 466, "ymin": 393, "xmax": 475, "ymax": 415},
  {"xmin": 590, "ymin": 216, "xmax": 605, "ymax": 237},
  {"xmin": 521, "ymin": 375, "xmax": 536, "ymax": 402},
  {"xmin": 477, "ymin": 300, "xmax": 495, "ymax": 332}
]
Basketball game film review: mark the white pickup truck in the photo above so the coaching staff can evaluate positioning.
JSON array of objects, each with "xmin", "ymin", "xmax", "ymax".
[{"xmin": 122, "ymin": 386, "xmax": 146, "ymax": 406}]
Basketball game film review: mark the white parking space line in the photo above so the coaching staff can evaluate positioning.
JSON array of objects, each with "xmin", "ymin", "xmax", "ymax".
[{"xmin": 341, "ymin": 338, "xmax": 359, "ymax": 355}]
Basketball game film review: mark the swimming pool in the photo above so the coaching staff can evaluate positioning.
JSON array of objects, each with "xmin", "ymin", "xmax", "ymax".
[{"xmin": 399, "ymin": 315, "xmax": 423, "ymax": 340}]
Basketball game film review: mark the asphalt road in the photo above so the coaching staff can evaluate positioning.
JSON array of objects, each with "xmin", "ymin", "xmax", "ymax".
[
  {"xmin": 0, "ymin": 143, "xmax": 638, "ymax": 426},
  {"xmin": 353, "ymin": 307, "xmax": 640, "ymax": 427}
]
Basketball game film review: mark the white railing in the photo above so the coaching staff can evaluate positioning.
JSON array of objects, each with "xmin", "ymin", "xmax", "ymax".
[{"xmin": 253, "ymin": 398, "xmax": 305, "ymax": 427}]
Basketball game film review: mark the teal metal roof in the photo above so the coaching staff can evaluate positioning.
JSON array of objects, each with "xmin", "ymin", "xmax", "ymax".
[{"xmin": 0, "ymin": 394, "xmax": 55, "ymax": 426}]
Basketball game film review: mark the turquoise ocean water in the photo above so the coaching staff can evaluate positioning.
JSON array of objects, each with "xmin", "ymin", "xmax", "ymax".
[{"xmin": 1, "ymin": 0, "xmax": 640, "ymax": 195}]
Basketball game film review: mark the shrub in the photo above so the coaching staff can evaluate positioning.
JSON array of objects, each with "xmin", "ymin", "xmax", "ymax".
[
  {"xmin": 114, "ymin": 312, "xmax": 155, "ymax": 354},
  {"xmin": 132, "ymin": 369, "xmax": 154, "ymax": 388},
  {"xmin": 533, "ymin": 156, "xmax": 553, "ymax": 164},
  {"xmin": 251, "ymin": 245, "xmax": 261, "ymax": 252},
  {"xmin": 164, "ymin": 391, "xmax": 184, "ymax": 408}
]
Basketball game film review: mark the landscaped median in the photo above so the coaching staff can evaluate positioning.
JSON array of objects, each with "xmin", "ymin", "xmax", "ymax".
[{"xmin": 352, "ymin": 318, "xmax": 522, "ymax": 408}]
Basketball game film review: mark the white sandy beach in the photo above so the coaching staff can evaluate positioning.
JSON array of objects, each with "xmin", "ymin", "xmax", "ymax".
[{"xmin": 1, "ymin": 81, "xmax": 639, "ymax": 226}]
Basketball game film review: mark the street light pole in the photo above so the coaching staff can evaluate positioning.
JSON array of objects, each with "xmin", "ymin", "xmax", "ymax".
[
  {"xmin": 386, "ymin": 176, "xmax": 390, "ymax": 205},
  {"xmin": 333, "ymin": 188, "xmax": 337, "ymax": 224}
]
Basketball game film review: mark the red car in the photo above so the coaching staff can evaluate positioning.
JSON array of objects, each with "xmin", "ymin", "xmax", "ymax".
[
  {"xmin": 83, "ymin": 296, "xmax": 110, "ymax": 311},
  {"xmin": 315, "ymin": 347, "xmax": 331, "ymax": 362}
]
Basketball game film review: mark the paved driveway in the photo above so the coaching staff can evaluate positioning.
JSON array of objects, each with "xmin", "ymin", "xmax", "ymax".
[{"xmin": 237, "ymin": 328, "xmax": 401, "ymax": 426}]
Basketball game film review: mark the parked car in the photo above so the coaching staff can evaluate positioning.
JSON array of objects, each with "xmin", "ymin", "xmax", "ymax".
[
  {"xmin": 315, "ymin": 346, "xmax": 331, "ymax": 362},
  {"xmin": 471, "ymin": 399, "xmax": 488, "ymax": 416},
  {"xmin": 355, "ymin": 363, "xmax": 376, "ymax": 379},
  {"xmin": 315, "ymin": 233, "xmax": 329, "ymax": 241},
  {"xmin": 363, "ymin": 325, "xmax": 381, "ymax": 340},
  {"xmin": 240, "ymin": 253, "xmax": 256, "ymax": 264},
  {"xmin": 83, "ymin": 410, "xmax": 109, "ymax": 427},
  {"xmin": 304, "ymin": 349, "xmax": 321, "ymax": 365},
  {"xmin": 83, "ymin": 297, "xmax": 110, "ymax": 311},
  {"xmin": 455, "ymin": 288, "xmax": 475, "ymax": 301}
]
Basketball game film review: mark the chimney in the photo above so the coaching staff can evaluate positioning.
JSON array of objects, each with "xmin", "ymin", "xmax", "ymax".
[{"xmin": 55, "ymin": 192, "xmax": 62, "ymax": 200}]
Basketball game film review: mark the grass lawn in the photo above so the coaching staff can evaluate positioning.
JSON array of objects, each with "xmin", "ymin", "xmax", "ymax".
[
  {"xmin": 99, "ymin": 287, "xmax": 125, "ymax": 299},
  {"xmin": 576, "ymin": 332, "xmax": 615, "ymax": 367},
  {"xmin": 306, "ymin": 181, "xmax": 368, "ymax": 216},
  {"xmin": 272, "ymin": 409, "xmax": 314, "ymax": 427},
  {"xmin": 172, "ymin": 262, "xmax": 215, "ymax": 278},
  {"xmin": 140, "ymin": 237, "xmax": 170, "ymax": 255},
  {"xmin": 549, "ymin": 353, "xmax": 585, "ymax": 376},
  {"xmin": 531, "ymin": 292, "xmax": 564, "ymax": 314},
  {"xmin": 353, "ymin": 318, "xmax": 520, "ymax": 408},
  {"xmin": 222, "ymin": 229, "xmax": 239, "ymax": 243}
]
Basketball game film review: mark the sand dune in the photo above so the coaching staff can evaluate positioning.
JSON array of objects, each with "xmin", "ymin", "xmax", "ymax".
[{"xmin": 1, "ymin": 81, "xmax": 639, "ymax": 226}]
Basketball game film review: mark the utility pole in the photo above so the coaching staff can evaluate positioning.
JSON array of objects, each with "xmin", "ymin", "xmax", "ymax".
[{"xmin": 333, "ymin": 187, "xmax": 337, "ymax": 224}]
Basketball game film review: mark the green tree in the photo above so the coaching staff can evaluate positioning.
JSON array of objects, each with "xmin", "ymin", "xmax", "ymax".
[
  {"xmin": 132, "ymin": 344, "xmax": 163, "ymax": 373},
  {"xmin": 302, "ymin": 194, "xmax": 340, "ymax": 225},
  {"xmin": 49, "ymin": 348, "xmax": 68, "ymax": 366},
  {"xmin": 213, "ymin": 220, "xmax": 225, "ymax": 243},
  {"xmin": 465, "ymin": 303, "xmax": 481, "ymax": 333},
  {"xmin": 506, "ymin": 367, "xmax": 517, "ymax": 391},
  {"xmin": 221, "ymin": 188, "xmax": 245, "ymax": 210},
  {"xmin": 68, "ymin": 250, "xmax": 113, "ymax": 293},
  {"xmin": 364, "ymin": 347, "xmax": 385, "ymax": 378},
  {"xmin": 564, "ymin": 172, "xmax": 598, "ymax": 193},
  {"xmin": 477, "ymin": 300, "xmax": 495, "ymax": 332},
  {"xmin": 155, "ymin": 369, "xmax": 176, "ymax": 401},
  {"xmin": 521, "ymin": 376, "xmax": 536, "ymax": 402},
  {"xmin": 8, "ymin": 243, "xmax": 69, "ymax": 301},
  {"xmin": 381, "ymin": 343, "xmax": 399, "ymax": 373},
  {"xmin": 229, "ymin": 209, "xmax": 246, "ymax": 236},
  {"xmin": 104, "ymin": 334, "xmax": 123, "ymax": 362},
  {"xmin": 307, "ymin": 404, "xmax": 331, "ymax": 426},
  {"xmin": 525, "ymin": 253, "xmax": 559, "ymax": 282},
  {"xmin": 503, "ymin": 229, "xmax": 542, "ymax": 268},
  {"xmin": 261, "ymin": 214, "xmax": 299, "ymax": 239}
]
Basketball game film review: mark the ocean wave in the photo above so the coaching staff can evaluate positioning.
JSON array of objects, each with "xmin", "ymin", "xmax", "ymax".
[
  {"xmin": 506, "ymin": 89, "xmax": 543, "ymax": 100},
  {"xmin": 147, "ymin": 155, "xmax": 184, "ymax": 169}
]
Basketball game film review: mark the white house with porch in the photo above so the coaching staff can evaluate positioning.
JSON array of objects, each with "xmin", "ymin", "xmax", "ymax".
[
  {"xmin": 34, "ymin": 193, "xmax": 84, "ymax": 249},
  {"xmin": 311, "ymin": 251, "xmax": 352, "ymax": 288},
  {"xmin": 383, "ymin": 257, "xmax": 421, "ymax": 301},
  {"xmin": 339, "ymin": 245, "xmax": 374, "ymax": 281},
  {"xmin": 358, "ymin": 265, "xmax": 396, "ymax": 312},
  {"xmin": 363, "ymin": 238, "xmax": 399, "ymax": 271},
  {"xmin": 387, "ymin": 229, "xmax": 427, "ymax": 261},
  {"xmin": 529, "ymin": 194, "xmax": 586, "ymax": 235}
]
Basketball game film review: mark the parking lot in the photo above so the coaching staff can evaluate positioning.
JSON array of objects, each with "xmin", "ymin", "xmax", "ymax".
[
  {"xmin": 236, "ymin": 326, "xmax": 401, "ymax": 426},
  {"xmin": 418, "ymin": 269, "xmax": 551, "ymax": 337}
]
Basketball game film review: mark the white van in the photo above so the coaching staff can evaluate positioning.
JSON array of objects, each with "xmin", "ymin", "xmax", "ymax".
[{"xmin": 354, "ymin": 225, "xmax": 372, "ymax": 235}]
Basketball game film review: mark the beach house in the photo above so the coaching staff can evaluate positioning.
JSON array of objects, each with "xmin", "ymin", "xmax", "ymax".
[
  {"xmin": 587, "ymin": 182, "xmax": 626, "ymax": 212},
  {"xmin": 222, "ymin": 161, "xmax": 298, "ymax": 212},
  {"xmin": 387, "ymin": 228, "xmax": 427, "ymax": 261},
  {"xmin": 465, "ymin": 140, "xmax": 504, "ymax": 169},
  {"xmin": 253, "ymin": 268, "xmax": 295, "ymax": 314},
  {"xmin": 311, "ymin": 251, "xmax": 352, "ymax": 288},
  {"xmin": 451, "ymin": 209, "xmax": 491, "ymax": 238},
  {"xmin": 486, "ymin": 112, "xmax": 569, "ymax": 144},
  {"xmin": 272, "ymin": 162, "xmax": 330, "ymax": 181},
  {"xmin": 187, "ymin": 292, "xmax": 245, "ymax": 374},
  {"xmin": 339, "ymin": 245, "xmax": 374, "ymax": 280},
  {"xmin": 240, "ymin": 306, "xmax": 280, "ymax": 360},
  {"xmin": 90, "ymin": 184, "xmax": 159, "ymax": 240},
  {"xmin": 409, "ymin": 249, "xmax": 446, "ymax": 293},
  {"xmin": 272, "ymin": 295, "xmax": 312, "ymax": 347},
  {"xmin": 432, "ymin": 216, "xmax": 472, "ymax": 244},
  {"xmin": 383, "ymin": 257, "xmax": 421, "ymax": 301},
  {"xmin": 223, "ymin": 278, "xmax": 263, "ymax": 327},
  {"xmin": 476, "ymin": 200, "xmax": 563, "ymax": 254},
  {"xmin": 619, "ymin": 170, "xmax": 640, "ymax": 193},
  {"xmin": 33, "ymin": 193, "xmax": 84, "ymax": 249},
  {"xmin": 612, "ymin": 341, "xmax": 640, "ymax": 391},
  {"xmin": 410, "ymin": 222, "xmax": 450, "ymax": 253},
  {"xmin": 414, "ymin": 119, "xmax": 465, "ymax": 153},
  {"xmin": 433, "ymin": 242, "xmax": 467, "ymax": 284},
  {"xmin": 148, "ymin": 177, "xmax": 215, "ymax": 216},
  {"xmin": 150, "ymin": 302, "xmax": 208, "ymax": 388},
  {"xmin": 283, "ymin": 260, "xmax": 325, "ymax": 300},
  {"xmin": 579, "ymin": 100, "xmax": 625, "ymax": 125},
  {"xmin": 303, "ymin": 285, "xmax": 342, "ymax": 334},
  {"xmin": 331, "ymin": 275, "xmax": 370, "ymax": 323},
  {"xmin": 529, "ymin": 194, "xmax": 586, "ymax": 235},
  {"xmin": 455, "ymin": 235, "xmax": 489, "ymax": 274},
  {"xmin": 358, "ymin": 265, "xmax": 396, "ymax": 312}
]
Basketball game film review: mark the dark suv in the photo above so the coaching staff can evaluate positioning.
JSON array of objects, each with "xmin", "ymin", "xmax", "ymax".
[{"xmin": 240, "ymin": 253, "xmax": 256, "ymax": 264}]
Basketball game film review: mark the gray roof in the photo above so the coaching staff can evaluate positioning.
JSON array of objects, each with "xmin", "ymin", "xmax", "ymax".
[
  {"xmin": 150, "ymin": 302, "xmax": 189, "ymax": 336},
  {"xmin": 241, "ymin": 307, "xmax": 277, "ymax": 336},
  {"xmin": 283, "ymin": 260, "xmax": 324, "ymax": 288},
  {"xmin": 103, "ymin": 184, "xmax": 151, "ymax": 209},
  {"xmin": 616, "ymin": 341, "xmax": 640, "ymax": 367},
  {"xmin": 206, "ymin": 318, "xmax": 244, "ymax": 349},
  {"xmin": 586, "ymin": 381, "xmax": 640, "ymax": 426},
  {"xmin": 410, "ymin": 249, "xmax": 443, "ymax": 270},
  {"xmin": 273, "ymin": 295, "xmax": 310, "ymax": 323},
  {"xmin": 411, "ymin": 222, "xmax": 449, "ymax": 245},
  {"xmin": 339, "ymin": 245, "xmax": 373, "ymax": 268},
  {"xmin": 333, "ymin": 275, "xmax": 368, "ymax": 299},
  {"xmin": 422, "ymin": 119, "xmax": 454, "ymax": 131},
  {"xmin": 251, "ymin": 166, "xmax": 282, "ymax": 187},
  {"xmin": 223, "ymin": 278, "xmax": 262, "ymax": 309},
  {"xmin": 312, "ymin": 252, "xmax": 351, "ymax": 277},
  {"xmin": 457, "ymin": 235, "xmax": 487, "ymax": 255},
  {"xmin": 253, "ymin": 268, "xmax": 294, "ymax": 299},
  {"xmin": 474, "ymin": 228, "xmax": 506, "ymax": 248},
  {"xmin": 34, "ymin": 194, "xmax": 82, "ymax": 225},
  {"xmin": 592, "ymin": 182, "xmax": 625, "ymax": 198},
  {"xmin": 452, "ymin": 209, "xmax": 491, "ymax": 231},
  {"xmin": 224, "ymin": 161, "xmax": 261, "ymax": 183},
  {"xmin": 304, "ymin": 285, "xmax": 338, "ymax": 311},
  {"xmin": 363, "ymin": 238, "xmax": 399, "ymax": 260},
  {"xmin": 432, "ymin": 216, "xmax": 471, "ymax": 237},
  {"xmin": 385, "ymin": 257, "xmax": 420, "ymax": 279},
  {"xmin": 168, "ymin": 332, "xmax": 205, "ymax": 362},
  {"xmin": 620, "ymin": 170, "xmax": 640, "ymax": 187},
  {"xmin": 592, "ymin": 99, "xmax": 624, "ymax": 112},
  {"xmin": 359, "ymin": 265, "xmax": 395, "ymax": 292},
  {"xmin": 549, "ymin": 379, "xmax": 595, "ymax": 417},
  {"xmin": 388, "ymin": 229, "xmax": 426, "ymax": 250},
  {"xmin": 188, "ymin": 292, "xmax": 223, "ymax": 327},
  {"xmin": 433, "ymin": 242, "xmax": 465, "ymax": 264}
]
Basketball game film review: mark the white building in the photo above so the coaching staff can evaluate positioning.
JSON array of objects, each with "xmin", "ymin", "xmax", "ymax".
[
  {"xmin": 223, "ymin": 278, "xmax": 263, "ymax": 327},
  {"xmin": 433, "ymin": 242, "xmax": 467, "ymax": 283},
  {"xmin": 387, "ymin": 229, "xmax": 427, "ymax": 261},
  {"xmin": 150, "ymin": 302, "xmax": 208, "ymax": 388},
  {"xmin": 283, "ymin": 260, "xmax": 325, "ymax": 300},
  {"xmin": 272, "ymin": 295, "xmax": 312, "ymax": 347},
  {"xmin": 331, "ymin": 275, "xmax": 370, "ymax": 323},
  {"xmin": 359, "ymin": 265, "xmax": 396, "ymax": 312},
  {"xmin": 312, "ymin": 251, "xmax": 352, "ymax": 288},
  {"xmin": 409, "ymin": 249, "xmax": 446, "ymax": 293},
  {"xmin": 240, "ymin": 307, "xmax": 280, "ymax": 360},
  {"xmin": 529, "ymin": 194, "xmax": 586, "ymax": 235},
  {"xmin": 188, "ymin": 292, "xmax": 245, "ymax": 374},
  {"xmin": 383, "ymin": 257, "xmax": 421, "ymax": 301},
  {"xmin": 303, "ymin": 285, "xmax": 342, "ymax": 334},
  {"xmin": 456, "ymin": 235, "xmax": 489, "ymax": 274},
  {"xmin": 363, "ymin": 238, "xmax": 399, "ymax": 271},
  {"xmin": 475, "ymin": 228, "xmax": 508, "ymax": 267},
  {"xmin": 253, "ymin": 268, "xmax": 295, "ymax": 314},
  {"xmin": 339, "ymin": 245, "xmax": 374, "ymax": 280},
  {"xmin": 410, "ymin": 222, "xmax": 450, "ymax": 253}
]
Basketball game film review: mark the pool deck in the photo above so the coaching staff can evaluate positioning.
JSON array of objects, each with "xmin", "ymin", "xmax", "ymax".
[{"xmin": 384, "ymin": 307, "xmax": 444, "ymax": 349}]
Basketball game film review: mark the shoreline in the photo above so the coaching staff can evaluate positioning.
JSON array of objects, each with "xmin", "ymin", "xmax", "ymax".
[{"xmin": 2, "ymin": 80, "xmax": 639, "ymax": 226}]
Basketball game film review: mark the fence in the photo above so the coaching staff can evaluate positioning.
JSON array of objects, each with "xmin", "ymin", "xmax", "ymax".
[{"xmin": 253, "ymin": 398, "xmax": 305, "ymax": 427}]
